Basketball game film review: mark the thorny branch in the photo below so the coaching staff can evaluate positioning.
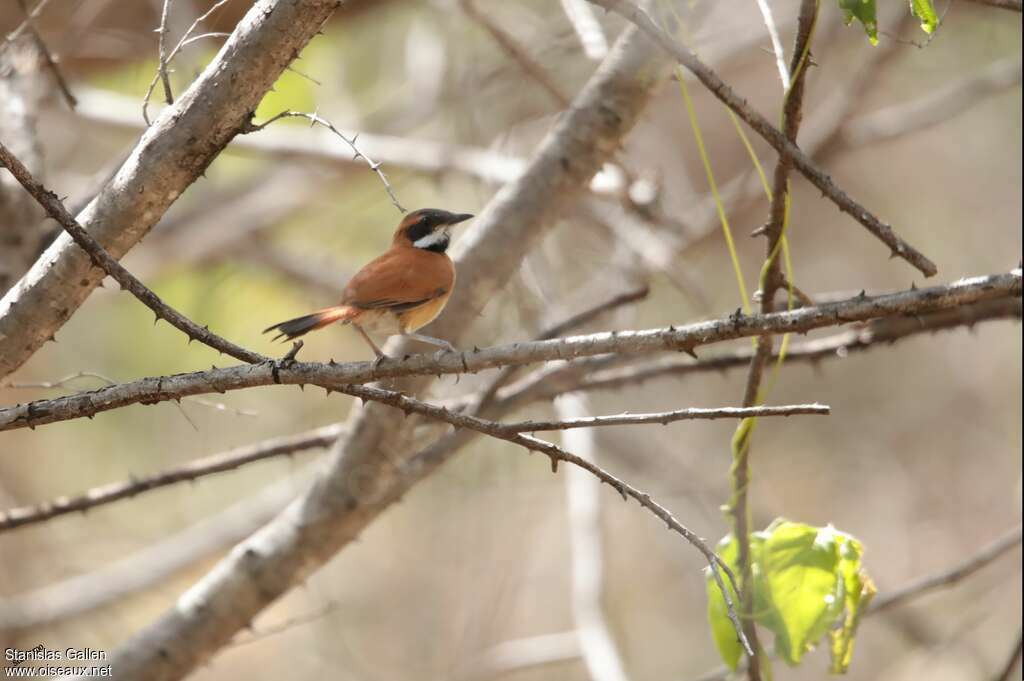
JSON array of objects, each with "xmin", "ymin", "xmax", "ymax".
[
  {"xmin": 246, "ymin": 110, "xmax": 406, "ymax": 213},
  {"xmin": 324, "ymin": 381, "xmax": 752, "ymax": 657},
  {"xmin": 559, "ymin": 296, "xmax": 1022, "ymax": 396},
  {"xmin": 0, "ymin": 271, "xmax": 1017, "ymax": 432},
  {"xmin": 498, "ymin": 404, "xmax": 829, "ymax": 432},
  {"xmin": 0, "ymin": 141, "xmax": 268, "ymax": 365},
  {"xmin": 729, "ymin": 3, "xmax": 818, "ymax": 676},
  {"xmin": 586, "ymin": 0, "xmax": 939, "ymax": 277}
]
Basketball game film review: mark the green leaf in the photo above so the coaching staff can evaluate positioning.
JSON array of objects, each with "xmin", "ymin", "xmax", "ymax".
[
  {"xmin": 705, "ymin": 534, "xmax": 743, "ymax": 671},
  {"xmin": 910, "ymin": 0, "xmax": 939, "ymax": 34},
  {"xmin": 829, "ymin": 535, "xmax": 877, "ymax": 673},
  {"xmin": 837, "ymin": 0, "xmax": 879, "ymax": 45},
  {"xmin": 758, "ymin": 521, "xmax": 842, "ymax": 665},
  {"xmin": 704, "ymin": 520, "xmax": 875, "ymax": 674}
]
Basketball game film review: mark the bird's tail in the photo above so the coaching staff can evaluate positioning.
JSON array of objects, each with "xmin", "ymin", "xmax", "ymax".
[{"xmin": 263, "ymin": 305, "xmax": 356, "ymax": 342}]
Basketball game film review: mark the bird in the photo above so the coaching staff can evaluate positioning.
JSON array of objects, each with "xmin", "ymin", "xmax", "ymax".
[{"xmin": 263, "ymin": 208, "xmax": 473, "ymax": 358}]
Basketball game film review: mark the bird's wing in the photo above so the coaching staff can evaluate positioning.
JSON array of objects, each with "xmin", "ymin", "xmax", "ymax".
[{"xmin": 341, "ymin": 248, "xmax": 455, "ymax": 312}]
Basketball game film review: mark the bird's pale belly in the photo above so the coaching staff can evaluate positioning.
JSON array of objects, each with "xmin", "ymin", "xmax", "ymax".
[
  {"xmin": 350, "ymin": 309, "xmax": 406, "ymax": 336},
  {"xmin": 398, "ymin": 294, "xmax": 450, "ymax": 332},
  {"xmin": 350, "ymin": 293, "xmax": 450, "ymax": 337}
]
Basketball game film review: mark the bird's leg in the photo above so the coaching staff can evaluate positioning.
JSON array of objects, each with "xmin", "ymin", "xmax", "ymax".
[
  {"xmin": 403, "ymin": 332, "xmax": 457, "ymax": 353},
  {"xmin": 352, "ymin": 324, "xmax": 387, "ymax": 362}
]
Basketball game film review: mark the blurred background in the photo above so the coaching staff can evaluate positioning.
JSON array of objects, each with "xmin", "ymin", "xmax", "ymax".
[{"xmin": 0, "ymin": 1, "xmax": 1021, "ymax": 679}]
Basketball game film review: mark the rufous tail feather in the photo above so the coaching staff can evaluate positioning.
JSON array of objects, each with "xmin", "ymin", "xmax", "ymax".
[{"xmin": 263, "ymin": 306, "xmax": 355, "ymax": 342}]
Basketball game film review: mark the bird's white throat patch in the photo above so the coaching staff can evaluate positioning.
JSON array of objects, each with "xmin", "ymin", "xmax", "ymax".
[{"xmin": 413, "ymin": 229, "xmax": 449, "ymax": 250}]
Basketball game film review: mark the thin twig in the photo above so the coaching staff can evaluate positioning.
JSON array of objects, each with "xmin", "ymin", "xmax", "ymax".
[
  {"xmin": 0, "ymin": 271, "xmax": 1017, "ymax": 432},
  {"xmin": 157, "ymin": 0, "xmax": 175, "ymax": 105},
  {"xmin": 246, "ymin": 110, "xmax": 405, "ymax": 213},
  {"xmin": 14, "ymin": 0, "xmax": 76, "ymax": 109},
  {"xmin": 0, "ymin": 141, "xmax": 268, "ymax": 365},
  {"xmin": 501, "ymin": 404, "xmax": 829, "ymax": 432},
  {"xmin": 179, "ymin": 31, "xmax": 230, "ymax": 49},
  {"xmin": 870, "ymin": 524, "xmax": 1022, "ymax": 613},
  {"xmin": 0, "ymin": 425, "xmax": 341, "ymax": 532},
  {"xmin": 586, "ymin": 0, "xmax": 938, "ymax": 277},
  {"xmin": 142, "ymin": 0, "xmax": 237, "ymax": 125},
  {"xmin": 754, "ymin": 0, "xmax": 789, "ymax": 88}
]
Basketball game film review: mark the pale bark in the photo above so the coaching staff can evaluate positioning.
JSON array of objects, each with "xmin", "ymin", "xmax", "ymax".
[
  {"xmin": 0, "ymin": 39, "xmax": 45, "ymax": 296},
  {"xmin": 0, "ymin": 0, "xmax": 344, "ymax": 379}
]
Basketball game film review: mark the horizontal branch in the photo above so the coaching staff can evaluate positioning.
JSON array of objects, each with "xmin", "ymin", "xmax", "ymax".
[
  {"xmin": 0, "ymin": 141, "xmax": 267, "ymax": 365},
  {"xmin": 566, "ymin": 296, "xmax": 1023, "ymax": 395},
  {"xmin": 587, "ymin": 0, "xmax": 938, "ymax": 277},
  {"xmin": 0, "ymin": 271, "xmax": 1018, "ymax": 432},
  {"xmin": 0, "ymin": 424, "xmax": 342, "ymax": 532},
  {"xmin": 500, "ymin": 404, "xmax": 830, "ymax": 432}
]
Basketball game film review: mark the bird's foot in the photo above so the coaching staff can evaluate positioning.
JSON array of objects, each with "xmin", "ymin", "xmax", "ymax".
[{"xmin": 271, "ymin": 341, "xmax": 303, "ymax": 383}]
